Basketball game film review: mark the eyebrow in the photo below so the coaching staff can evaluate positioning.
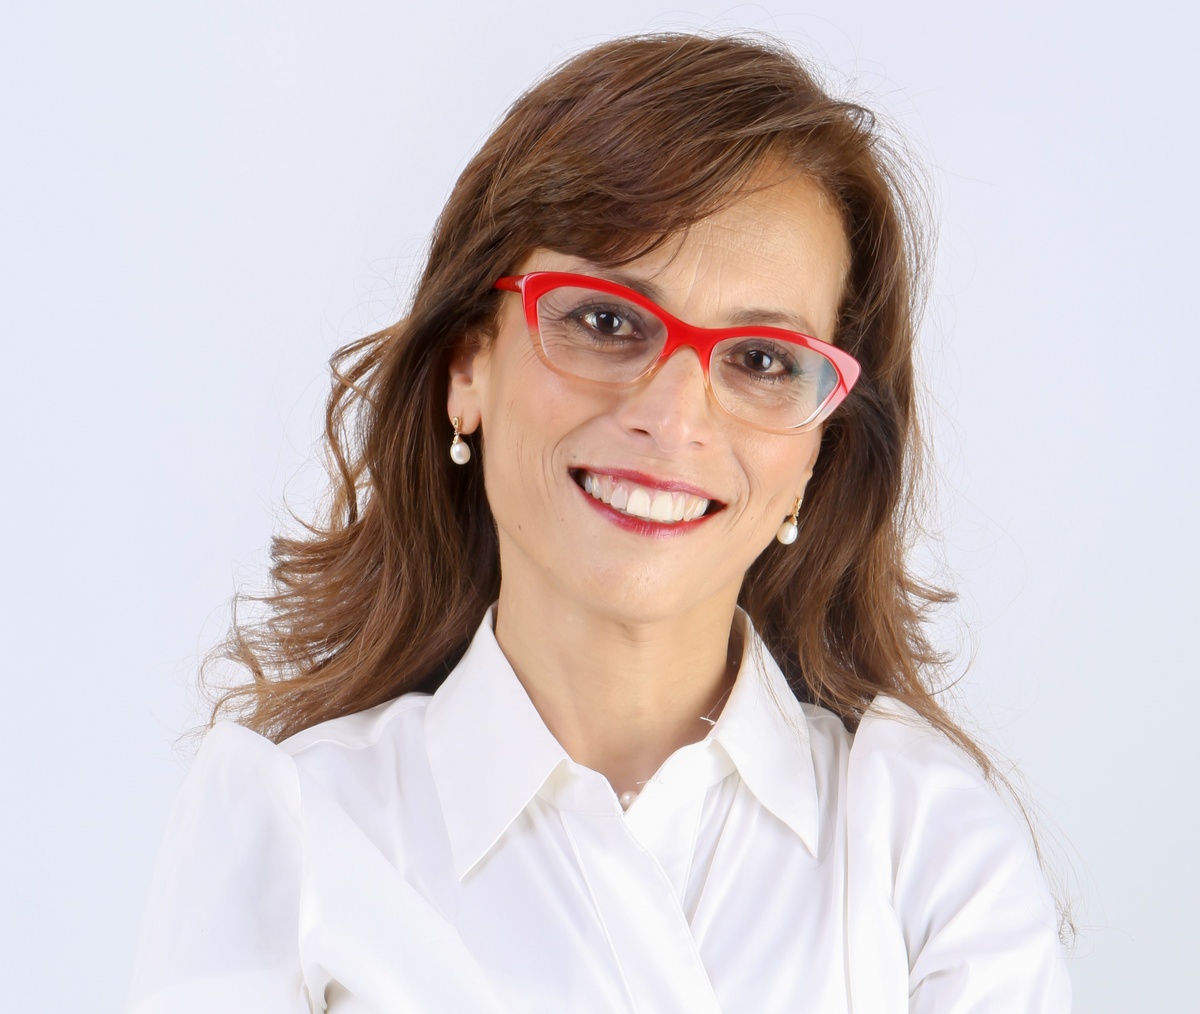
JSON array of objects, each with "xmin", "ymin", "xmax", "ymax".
[{"xmin": 599, "ymin": 268, "xmax": 820, "ymax": 338}]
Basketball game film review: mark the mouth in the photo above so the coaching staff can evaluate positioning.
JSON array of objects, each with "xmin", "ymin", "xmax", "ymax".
[{"xmin": 570, "ymin": 468, "xmax": 723, "ymax": 525}]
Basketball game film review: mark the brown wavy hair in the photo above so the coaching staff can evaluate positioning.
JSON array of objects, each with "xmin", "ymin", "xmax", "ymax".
[{"xmin": 207, "ymin": 32, "xmax": 984, "ymax": 770}]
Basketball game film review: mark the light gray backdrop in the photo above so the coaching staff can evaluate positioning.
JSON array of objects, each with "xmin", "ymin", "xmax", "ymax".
[{"xmin": 3, "ymin": 1, "xmax": 1195, "ymax": 1009}]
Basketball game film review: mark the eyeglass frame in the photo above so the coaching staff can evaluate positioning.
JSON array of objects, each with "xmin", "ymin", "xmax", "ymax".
[{"xmin": 492, "ymin": 271, "xmax": 861, "ymax": 434}]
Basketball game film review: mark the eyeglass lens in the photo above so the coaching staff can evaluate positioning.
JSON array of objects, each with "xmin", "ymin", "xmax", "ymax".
[{"xmin": 534, "ymin": 285, "xmax": 840, "ymax": 429}]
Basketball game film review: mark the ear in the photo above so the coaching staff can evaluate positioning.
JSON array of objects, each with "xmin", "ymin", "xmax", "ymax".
[{"xmin": 446, "ymin": 340, "xmax": 488, "ymax": 435}]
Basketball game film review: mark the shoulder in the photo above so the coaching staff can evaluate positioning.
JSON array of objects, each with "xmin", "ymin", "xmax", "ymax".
[
  {"xmin": 276, "ymin": 692, "xmax": 431, "ymax": 794},
  {"xmin": 279, "ymin": 691, "xmax": 431, "ymax": 761},
  {"xmin": 845, "ymin": 694, "xmax": 1034, "ymax": 900},
  {"xmin": 849, "ymin": 694, "xmax": 991, "ymax": 806},
  {"xmin": 275, "ymin": 693, "xmax": 438, "ymax": 853},
  {"xmin": 185, "ymin": 692, "xmax": 431, "ymax": 787},
  {"xmin": 786, "ymin": 693, "xmax": 1006, "ymax": 850},
  {"xmin": 183, "ymin": 721, "xmax": 302, "ymax": 823},
  {"xmin": 179, "ymin": 693, "xmax": 434, "ymax": 839}
]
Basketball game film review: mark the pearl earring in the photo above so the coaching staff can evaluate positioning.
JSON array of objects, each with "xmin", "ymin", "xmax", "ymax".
[
  {"xmin": 449, "ymin": 417, "xmax": 471, "ymax": 465},
  {"xmin": 775, "ymin": 496, "xmax": 803, "ymax": 545}
]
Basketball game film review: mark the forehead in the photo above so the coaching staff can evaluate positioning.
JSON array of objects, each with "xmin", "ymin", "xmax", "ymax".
[{"xmin": 519, "ymin": 175, "xmax": 850, "ymax": 341}]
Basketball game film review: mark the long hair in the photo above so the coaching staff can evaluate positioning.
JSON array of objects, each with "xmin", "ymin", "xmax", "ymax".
[{"xmin": 207, "ymin": 32, "xmax": 984, "ymax": 770}]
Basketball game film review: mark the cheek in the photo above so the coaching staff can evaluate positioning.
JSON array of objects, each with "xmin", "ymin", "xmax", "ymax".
[
  {"xmin": 740, "ymin": 433, "xmax": 822, "ymax": 522},
  {"xmin": 483, "ymin": 325, "xmax": 619, "ymax": 451},
  {"xmin": 477, "ymin": 346, "xmax": 609, "ymax": 515}
]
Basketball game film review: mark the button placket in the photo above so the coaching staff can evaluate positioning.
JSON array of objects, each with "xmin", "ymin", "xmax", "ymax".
[{"xmin": 559, "ymin": 806, "xmax": 723, "ymax": 1014}]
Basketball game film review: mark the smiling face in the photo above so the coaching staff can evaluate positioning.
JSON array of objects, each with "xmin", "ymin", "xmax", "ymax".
[{"xmin": 448, "ymin": 173, "xmax": 851, "ymax": 628}]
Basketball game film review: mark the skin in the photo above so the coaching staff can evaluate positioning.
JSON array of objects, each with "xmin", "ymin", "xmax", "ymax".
[{"xmin": 448, "ymin": 173, "xmax": 850, "ymax": 799}]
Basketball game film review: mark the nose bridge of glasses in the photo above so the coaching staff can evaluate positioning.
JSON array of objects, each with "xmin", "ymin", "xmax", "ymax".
[{"xmin": 657, "ymin": 314, "xmax": 721, "ymax": 376}]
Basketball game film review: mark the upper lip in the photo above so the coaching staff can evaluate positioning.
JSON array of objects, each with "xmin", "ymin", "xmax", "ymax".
[{"xmin": 570, "ymin": 466, "xmax": 724, "ymax": 505}]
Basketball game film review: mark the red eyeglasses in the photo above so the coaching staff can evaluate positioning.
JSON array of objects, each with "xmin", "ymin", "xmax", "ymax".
[{"xmin": 494, "ymin": 272, "xmax": 860, "ymax": 433}]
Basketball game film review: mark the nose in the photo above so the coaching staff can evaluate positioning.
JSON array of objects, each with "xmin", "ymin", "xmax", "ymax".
[{"xmin": 614, "ymin": 346, "xmax": 715, "ymax": 451}]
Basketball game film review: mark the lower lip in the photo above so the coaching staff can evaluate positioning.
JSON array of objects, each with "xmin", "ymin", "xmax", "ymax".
[{"xmin": 574, "ymin": 481, "xmax": 716, "ymax": 538}]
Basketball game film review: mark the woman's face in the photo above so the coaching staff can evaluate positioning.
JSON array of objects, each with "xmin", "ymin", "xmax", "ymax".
[{"xmin": 449, "ymin": 173, "xmax": 850, "ymax": 625}]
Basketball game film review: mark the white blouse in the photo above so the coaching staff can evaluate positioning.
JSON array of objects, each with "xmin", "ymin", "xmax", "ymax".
[{"xmin": 128, "ymin": 609, "xmax": 1071, "ymax": 1013}]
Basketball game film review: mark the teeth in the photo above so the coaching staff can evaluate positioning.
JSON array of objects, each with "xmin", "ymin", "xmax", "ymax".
[
  {"xmin": 626, "ymin": 487, "xmax": 651, "ymax": 518},
  {"xmin": 579, "ymin": 471, "xmax": 710, "ymax": 524},
  {"xmin": 648, "ymin": 491, "xmax": 674, "ymax": 522}
]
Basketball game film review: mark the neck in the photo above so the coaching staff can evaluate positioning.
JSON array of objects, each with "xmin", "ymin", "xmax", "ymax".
[{"xmin": 493, "ymin": 578, "xmax": 741, "ymax": 798}]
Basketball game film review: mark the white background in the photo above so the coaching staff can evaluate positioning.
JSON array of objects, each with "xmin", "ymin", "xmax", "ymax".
[{"xmin": 2, "ymin": 1, "xmax": 1196, "ymax": 1009}]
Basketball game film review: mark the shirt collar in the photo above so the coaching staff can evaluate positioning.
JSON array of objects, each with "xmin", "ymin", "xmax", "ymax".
[
  {"xmin": 424, "ymin": 607, "xmax": 570, "ymax": 880},
  {"xmin": 707, "ymin": 614, "xmax": 820, "ymax": 857},
  {"xmin": 424, "ymin": 607, "xmax": 821, "ymax": 880}
]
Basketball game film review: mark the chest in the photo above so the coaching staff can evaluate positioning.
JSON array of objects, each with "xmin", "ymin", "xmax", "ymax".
[{"xmin": 300, "ymin": 773, "xmax": 856, "ymax": 1014}]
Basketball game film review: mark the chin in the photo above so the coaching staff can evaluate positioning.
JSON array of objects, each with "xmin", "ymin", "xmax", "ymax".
[{"xmin": 572, "ymin": 557, "xmax": 740, "ymax": 627}]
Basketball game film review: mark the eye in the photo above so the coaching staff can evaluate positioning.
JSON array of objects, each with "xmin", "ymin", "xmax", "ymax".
[
  {"xmin": 581, "ymin": 307, "xmax": 634, "ymax": 337},
  {"xmin": 742, "ymin": 348, "xmax": 786, "ymax": 374},
  {"xmin": 565, "ymin": 298, "xmax": 649, "ymax": 345},
  {"xmin": 724, "ymin": 341, "xmax": 798, "ymax": 379}
]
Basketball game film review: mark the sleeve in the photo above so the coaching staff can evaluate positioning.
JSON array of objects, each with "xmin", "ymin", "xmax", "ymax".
[
  {"xmin": 845, "ymin": 698, "xmax": 1072, "ymax": 1014},
  {"xmin": 126, "ymin": 723, "xmax": 312, "ymax": 1014}
]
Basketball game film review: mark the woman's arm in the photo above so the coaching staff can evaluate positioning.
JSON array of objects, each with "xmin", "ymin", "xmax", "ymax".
[
  {"xmin": 127, "ymin": 724, "xmax": 310, "ymax": 1014},
  {"xmin": 846, "ymin": 697, "xmax": 1072, "ymax": 1014}
]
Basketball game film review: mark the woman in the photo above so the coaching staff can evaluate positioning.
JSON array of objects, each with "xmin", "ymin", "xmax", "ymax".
[{"xmin": 129, "ymin": 33, "xmax": 1071, "ymax": 1013}]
